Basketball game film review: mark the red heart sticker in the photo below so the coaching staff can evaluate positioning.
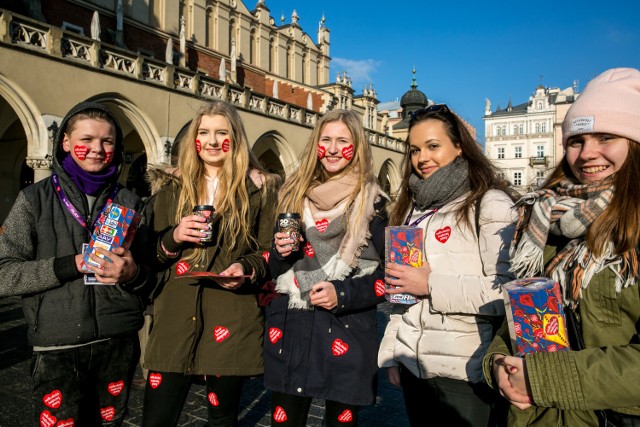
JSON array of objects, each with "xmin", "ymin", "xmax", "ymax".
[
  {"xmin": 315, "ymin": 219, "xmax": 329, "ymax": 232},
  {"xmin": 208, "ymin": 392, "xmax": 219, "ymax": 406},
  {"xmin": 273, "ymin": 406, "xmax": 288, "ymax": 423},
  {"xmin": 40, "ymin": 410, "xmax": 57, "ymax": 427},
  {"xmin": 374, "ymin": 280, "xmax": 385, "ymax": 297},
  {"xmin": 303, "ymin": 242, "xmax": 315, "ymax": 257},
  {"xmin": 107, "ymin": 380, "xmax": 124, "ymax": 396},
  {"xmin": 332, "ymin": 338, "xmax": 349, "ymax": 356},
  {"xmin": 435, "ymin": 226, "xmax": 451, "ymax": 243},
  {"xmin": 214, "ymin": 326, "xmax": 230, "ymax": 342},
  {"xmin": 341, "ymin": 145, "xmax": 354, "ymax": 160},
  {"xmin": 149, "ymin": 372, "xmax": 162, "ymax": 389},
  {"xmin": 269, "ymin": 327, "xmax": 283, "ymax": 344},
  {"xmin": 338, "ymin": 409, "xmax": 353, "ymax": 423},
  {"xmin": 262, "ymin": 251, "xmax": 270, "ymax": 263},
  {"xmin": 104, "ymin": 151, "xmax": 114, "ymax": 164},
  {"xmin": 317, "ymin": 145, "xmax": 326, "ymax": 159},
  {"xmin": 176, "ymin": 260, "xmax": 190, "ymax": 275},
  {"xmin": 222, "ymin": 139, "xmax": 230, "ymax": 152},
  {"xmin": 545, "ymin": 316, "xmax": 559, "ymax": 335},
  {"xmin": 195, "ymin": 139, "xmax": 202, "ymax": 153},
  {"xmin": 73, "ymin": 145, "xmax": 88, "ymax": 160},
  {"xmin": 56, "ymin": 419, "xmax": 75, "ymax": 427},
  {"xmin": 43, "ymin": 390, "xmax": 62, "ymax": 409},
  {"xmin": 100, "ymin": 406, "xmax": 115, "ymax": 421}
]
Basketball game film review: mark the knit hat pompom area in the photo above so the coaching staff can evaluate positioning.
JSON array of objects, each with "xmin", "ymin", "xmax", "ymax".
[{"xmin": 562, "ymin": 67, "xmax": 640, "ymax": 147}]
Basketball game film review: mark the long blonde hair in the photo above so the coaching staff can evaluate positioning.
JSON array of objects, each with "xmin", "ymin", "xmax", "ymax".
[
  {"xmin": 277, "ymin": 110, "xmax": 377, "ymax": 233},
  {"xmin": 176, "ymin": 101, "xmax": 265, "ymax": 261}
]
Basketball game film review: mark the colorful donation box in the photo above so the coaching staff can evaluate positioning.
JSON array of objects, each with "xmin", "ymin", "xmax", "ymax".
[
  {"xmin": 384, "ymin": 226, "xmax": 423, "ymax": 305},
  {"xmin": 503, "ymin": 277, "xmax": 570, "ymax": 355}
]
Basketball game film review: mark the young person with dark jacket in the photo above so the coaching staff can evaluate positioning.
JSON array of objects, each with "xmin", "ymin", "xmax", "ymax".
[
  {"xmin": 0, "ymin": 102, "xmax": 150, "ymax": 426},
  {"xmin": 264, "ymin": 110, "xmax": 388, "ymax": 427}
]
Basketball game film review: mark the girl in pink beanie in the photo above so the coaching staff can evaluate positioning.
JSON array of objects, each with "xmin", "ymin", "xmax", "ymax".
[{"xmin": 485, "ymin": 68, "xmax": 640, "ymax": 426}]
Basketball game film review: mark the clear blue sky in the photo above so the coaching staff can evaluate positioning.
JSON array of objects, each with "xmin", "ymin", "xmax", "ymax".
[{"xmin": 265, "ymin": 0, "xmax": 640, "ymax": 143}]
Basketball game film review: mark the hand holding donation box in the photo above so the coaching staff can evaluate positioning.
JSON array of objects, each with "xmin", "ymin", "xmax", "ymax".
[
  {"xmin": 384, "ymin": 226, "xmax": 423, "ymax": 305},
  {"xmin": 503, "ymin": 277, "xmax": 570, "ymax": 356},
  {"xmin": 81, "ymin": 202, "xmax": 141, "ymax": 285}
]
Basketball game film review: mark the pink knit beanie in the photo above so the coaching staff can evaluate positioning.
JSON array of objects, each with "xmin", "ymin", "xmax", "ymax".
[{"xmin": 562, "ymin": 67, "xmax": 640, "ymax": 146}]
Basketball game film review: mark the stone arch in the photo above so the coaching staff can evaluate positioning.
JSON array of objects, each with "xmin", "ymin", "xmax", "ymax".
[
  {"xmin": 378, "ymin": 158, "xmax": 402, "ymax": 199},
  {"xmin": 252, "ymin": 131, "xmax": 296, "ymax": 180}
]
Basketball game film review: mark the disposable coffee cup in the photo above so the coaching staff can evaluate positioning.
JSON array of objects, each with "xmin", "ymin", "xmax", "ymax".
[
  {"xmin": 193, "ymin": 205, "xmax": 215, "ymax": 243},
  {"xmin": 277, "ymin": 213, "xmax": 301, "ymax": 251}
]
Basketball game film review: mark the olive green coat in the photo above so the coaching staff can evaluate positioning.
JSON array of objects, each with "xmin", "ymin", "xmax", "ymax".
[
  {"xmin": 144, "ymin": 173, "xmax": 278, "ymax": 376},
  {"xmin": 483, "ymin": 236, "xmax": 640, "ymax": 426}
]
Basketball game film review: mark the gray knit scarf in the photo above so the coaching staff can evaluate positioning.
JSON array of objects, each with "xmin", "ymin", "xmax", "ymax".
[
  {"xmin": 275, "ymin": 179, "xmax": 384, "ymax": 309},
  {"xmin": 409, "ymin": 156, "xmax": 471, "ymax": 210}
]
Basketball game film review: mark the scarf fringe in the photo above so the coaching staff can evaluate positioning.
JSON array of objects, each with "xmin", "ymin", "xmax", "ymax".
[{"xmin": 509, "ymin": 239, "xmax": 545, "ymax": 279}]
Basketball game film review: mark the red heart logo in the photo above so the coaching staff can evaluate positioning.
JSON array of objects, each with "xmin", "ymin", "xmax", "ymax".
[
  {"xmin": 149, "ymin": 372, "xmax": 162, "ymax": 389},
  {"xmin": 107, "ymin": 380, "xmax": 124, "ymax": 396},
  {"xmin": 332, "ymin": 338, "xmax": 349, "ymax": 356},
  {"xmin": 104, "ymin": 151, "xmax": 114, "ymax": 164},
  {"xmin": 262, "ymin": 251, "xmax": 270, "ymax": 263},
  {"xmin": 293, "ymin": 276, "xmax": 299, "ymax": 288},
  {"xmin": 273, "ymin": 406, "xmax": 288, "ymax": 423},
  {"xmin": 214, "ymin": 326, "xmax": 230, "ymax": 342},
  {"xmin": 43, "ymin": 390, "xmax": 62, "ymax": 409},
  {"xmin": 208, "ymin": 392, "xmax": 219, "ymax": 406},
  {"xmin": 514, "ymin": 322, "xmax": 522, "ymax": 335},
  {"xmin": 73, "ymin": 145, "xmax": 88, "ymax": 160},
  {"xmin": 545, "ymin": 316, "xmax": 559, "ymax": 335},
  {"xmin": 410, "ymin": 248, "xmax": 420, "ymax": 264},
  {"xmin": 303, "ymin": 242, "xmax": 315, "ymax": 257},
  {"xmin": 269, "ymin": 327, "xmax": 283, "ymax": 344},
  {"xmin": 315, "ymin": 219, "xmax": 329, "ymax": 232},
  {"xmin": 338, "ymin": 409, "xmax": 353, "ymax": 423},
  {"xmin": 374, "ymin": 280, "xmax": 385, "ymax": 297},
  {"xmin": 341, "ymin": 145, "xmax": 354, "ymax": 160},
  {"xmin": 100, "ymin": 406, "xmax": 115, "ymax": 421},
  {"xmin": 176, "ymin": 260, "xmax": 190, "ymax": 275},
  {"xmin": 56, "ymin": 419, "xmax": 75, "ymax": 427},
  {"xmin": 317, "ymin": 145, "xmax": 326, "ymax": 159},
  {"xmin": 435, "ymin": 226, "xmax": 451, "ymax": 243},
  {"xmin": 222, "ymin": 139, "xmax": 230, "ymax": 152},
  {"xmin": 40, "ymin": 410, "xmax": 57, "ymax": 427},
  {"xmin": 195, "ymin": 139, "xmax": 202, "ymax": 153}
]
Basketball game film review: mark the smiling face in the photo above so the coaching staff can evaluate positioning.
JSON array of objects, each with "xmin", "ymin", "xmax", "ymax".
[
  {"xmin": 62, "ymin": 118, "xmax": 116, "ymax": 173},
  {"xmin": 565, "ymin": 133, "xmax": 630, "ymax": 183},
  {"xmin": 196, "ymin": 114, "xmax": 232, "ymax": 175},
  {"xmin": 317, "ymin": 120, "xmax": 354, "ymax": 176},
  {"xmin": 409, "ymin": 119, "xmax": 461, "ymax": 180}
]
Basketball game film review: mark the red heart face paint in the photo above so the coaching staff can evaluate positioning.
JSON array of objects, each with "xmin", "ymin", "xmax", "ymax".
[
  {"xmin": 317, "ymin": 145, "xmax": 326, "ymax": 159},
  {"xmin": 73, "ymin": 145, "xmax": 88, "ymax": 160},
  {"xmin": 222, "ymin": 139, "xmax": 230, "ymax": 153},
  {"xmin": 341, "ymin": 145, "xmax": 354, "ymax": 161},
  {"xmin": 195, "ymin": 139, "xmax": 202, "ymax": 153},
  {"xmin": 104, "ymin": 151, "xmax": 114, "ymax": 164}
]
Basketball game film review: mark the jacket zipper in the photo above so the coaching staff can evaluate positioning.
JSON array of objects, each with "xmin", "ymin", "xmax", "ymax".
[{"xmin": 33, "ymin": 294, "xmax": 44, "ymax": 332}]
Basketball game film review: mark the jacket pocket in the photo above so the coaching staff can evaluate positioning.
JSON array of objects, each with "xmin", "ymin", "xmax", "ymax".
[{"xmin": 592, "ymin": 272, "xmax": 621, "ymax": 327}]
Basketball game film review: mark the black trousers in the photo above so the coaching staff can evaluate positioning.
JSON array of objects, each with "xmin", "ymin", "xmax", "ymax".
[
  {"xmin": 142, "ymin": 371, "xmax": 247, "ymax": 427},
  {"xmin": 399, "ymin": 365, "xmax": 501, "ymax": 427},
  {"xmin": 270, "ymin": 391, "xmax": 359, "ymax": 427}
]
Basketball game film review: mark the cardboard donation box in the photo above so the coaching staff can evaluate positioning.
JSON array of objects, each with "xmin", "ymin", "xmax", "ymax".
[
  {"xmin": 503, "ymin": 277, "xmax": 570, "ymax": 356},
  {"xmin": 384, "ymin": 226, "xmax": 423, "ymax": 305},
  {"xmin": 82, "ymin": 202, "xmax": 141, "ymax": 284}
]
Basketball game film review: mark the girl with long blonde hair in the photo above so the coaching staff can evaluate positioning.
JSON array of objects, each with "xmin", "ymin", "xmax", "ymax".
[
  {"xmin": 143, "ymin": 100, "xmax": 279, "ymax": 426},
  {"xmin": 264, "ymin": 110, "xmax": 389, "ymax": 426}
]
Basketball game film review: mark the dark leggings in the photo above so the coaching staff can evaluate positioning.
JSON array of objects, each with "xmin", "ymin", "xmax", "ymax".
[
  {"xmin": 270, "ymin": 391, "xmax": 359, "ymax": 427},
  {"xmin": 142, "ymin": 371, "xmax": 246, "ymax": 427}
]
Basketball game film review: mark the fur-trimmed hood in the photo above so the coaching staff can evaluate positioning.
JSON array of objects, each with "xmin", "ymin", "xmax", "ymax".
[{"xmin": 145, "ymin": 165, "xmax": 180, "ymax": 195}]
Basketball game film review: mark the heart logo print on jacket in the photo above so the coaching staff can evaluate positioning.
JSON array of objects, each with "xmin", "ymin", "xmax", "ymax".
[
  {"xmin": 100, "ymin": 406, "xmax": 115, "ymax": 421},
  {"xmin": 43, "ymin": 390, "xmax": 62, "ymax": 409},
  {"xmin": 107, "ymin": 380, "xmax": 124, "ymax": 396},
  {"xmin": 269, "ymin": 327, "xmax": 283, "ymax": 344},
  {"xmin": 40, "ymin": 410, "xmax": 57, "ymax": 427},
  {"xmin": 214, "ymin": 326, "xmax": 230, "ymax": 342},
  {"xmin": 208, "ymin": 392, "xmax": 219, "ymax": 406},
  {"xmin": 176, "ymin": 260, "xmax": 190, "ymax": 275},
  {"xmin": 304, "ymin": 242, "xmax": 315, "ymax": 257},
  {"xmin": 435, "ymin": 226, "xmax": 451, "ymax": 243},
  {"xmin": 374, "ymin": 280, "xmax": 385, "ymax": 297},
  {"xmin": 273, "ymin": 406, "xmax": 288, "ymax": 423},
  {"xmin": 149, "ymin": 372, "xmax": 162, "ymax": 389},
  {"xmin": 315, "ymin": 219, "xmax": 329, "ymax": 233},
  {"xmin": 338, "ymin": 409, "xmax": 353, "ymax": 423},
  {"xmin": 56, "ymin": 419, "xmax": 75, "ymax": 427},
  {"xmin": 332, "ymin": 339, "xmax": 349, "ymax": 356}
]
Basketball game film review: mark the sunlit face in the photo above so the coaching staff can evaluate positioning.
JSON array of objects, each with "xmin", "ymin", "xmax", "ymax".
[
  {"xmin": 565, "ymin": 133, "xmax": 629, "ymax": 183},
  {"xmin": 196, "ymin": 114, "xmax": 232, "ymax": 175},
  {"xmin": 317, "ymin": 120, "xmax": 355, "ymax": 176},
  {"xmin": 409, "ymin": 119, "xmax": 461, "ymax": 180},
  {"xmin": 62, "ymin": 118, "xmax": 116, "ymax": 173}
]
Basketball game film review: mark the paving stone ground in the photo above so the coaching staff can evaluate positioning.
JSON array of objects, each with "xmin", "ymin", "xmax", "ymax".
[{"xmin": 0, "ymin": 296, "xmax": 408, "ymax": 426}]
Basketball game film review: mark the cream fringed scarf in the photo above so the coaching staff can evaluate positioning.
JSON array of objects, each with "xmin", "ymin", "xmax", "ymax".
[{"xmin": 276, "ymin": 171, "xmax": 385, "ymax": 309}]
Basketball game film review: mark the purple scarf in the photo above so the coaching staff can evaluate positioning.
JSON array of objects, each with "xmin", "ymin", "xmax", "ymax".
[{"xmin": 62, "ymin": 154, "xmax": 119, "ymax": 196}]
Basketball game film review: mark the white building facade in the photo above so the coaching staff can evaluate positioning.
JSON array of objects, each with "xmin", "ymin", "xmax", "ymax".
[{"xmin": 484, "ymin": 85, "xmax": 578, "ymax": 192}]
